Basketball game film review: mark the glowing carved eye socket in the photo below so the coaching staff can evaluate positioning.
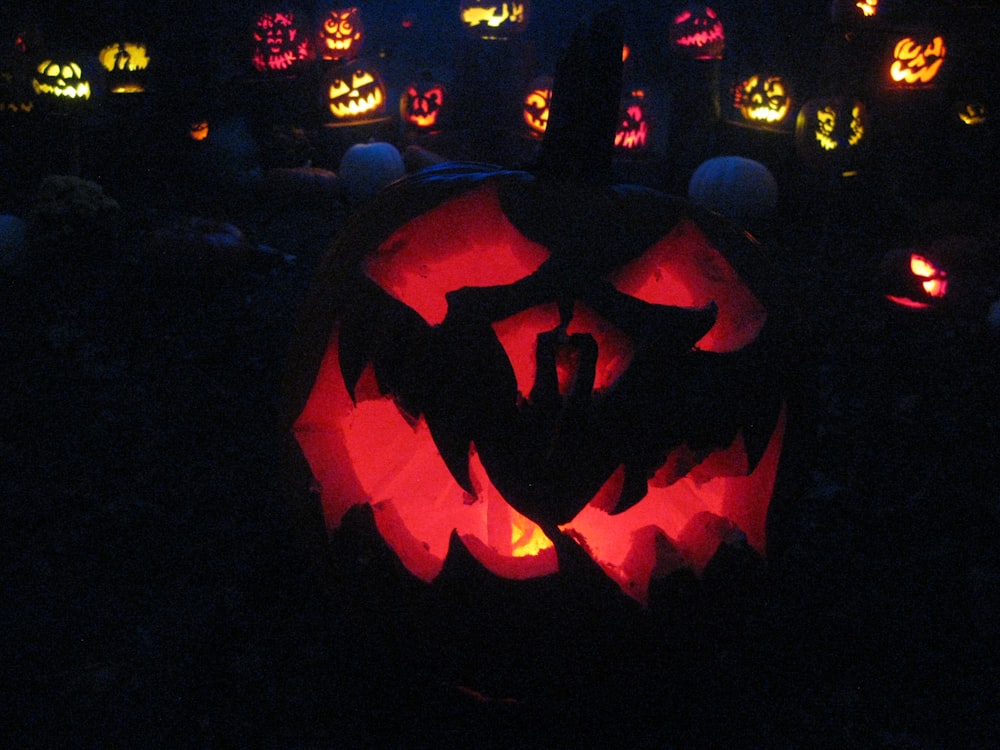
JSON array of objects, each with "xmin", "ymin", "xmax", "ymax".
[
  {"xmin": 910, "ymin": 254, "xmax": 948, "ymax": 298},
  {"xmin": 674, "ymin": 10, "xmax": 692, "ymax": 23},
  {"xmin": 608, "ymin": 219, "xmax": 766, "ymax": 353},
  {"xmin": 352, "ymin": 72, "xmax": 374, "ymax": 88},
  {"xmin": 328, "ymin": 81, "xmax": 350, "ymax": 99}
]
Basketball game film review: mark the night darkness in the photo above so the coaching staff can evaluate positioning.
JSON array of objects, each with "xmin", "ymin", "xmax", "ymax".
[{"xmin": 3, "ymin": 2, "xmax": 1000, "ymax": 749}]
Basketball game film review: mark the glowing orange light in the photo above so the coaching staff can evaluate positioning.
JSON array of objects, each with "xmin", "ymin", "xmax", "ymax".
[
  {"xmin": 857, "ymin": 0, "xmax": 878, "ymax": 16},
  {"xmin": 910, "ymin": 254, "xmax": 948, "ymax": 297}
]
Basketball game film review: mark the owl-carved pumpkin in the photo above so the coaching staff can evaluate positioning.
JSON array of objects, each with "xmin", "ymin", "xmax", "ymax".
[
  {"xmin": 252, "ymin": 9, "xmax": 315, "ymax": 73},
  {"xmin": 322, "ymin": 63, "xmax": 386, "ymax": 124},
  {"xmin": 669, "ymin": 3, "xmax": 725, "ymax": 61},
  {"xmin": 317, "ymin": 7, "xmax": 364, "ymax": 61},
  {"xmin": 287, "ymin": 163, "xmax": 785, "ymax": 603}
]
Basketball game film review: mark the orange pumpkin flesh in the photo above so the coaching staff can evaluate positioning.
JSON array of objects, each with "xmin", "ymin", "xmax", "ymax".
[{"xmin": 290, "ymin": 169, "xmax": 784, "ymax": 604}]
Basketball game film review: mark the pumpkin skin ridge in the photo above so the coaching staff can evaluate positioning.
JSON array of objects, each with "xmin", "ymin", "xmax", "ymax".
[{"xmin": 286, "ymin": 161, "xmax": 785, "ymax": 602}]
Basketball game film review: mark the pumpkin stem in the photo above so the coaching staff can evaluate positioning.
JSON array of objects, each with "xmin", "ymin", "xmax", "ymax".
[{"xmin": 535, "ymin": 4, "xmax": 624, "ymax": 184}]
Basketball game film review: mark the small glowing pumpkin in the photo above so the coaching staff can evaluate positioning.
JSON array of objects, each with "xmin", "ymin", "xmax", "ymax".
[
  {"xmin": 460, "ymin": 1, "xmax": 530, "ymax": 40},
  {"xmin": 736, "ymin": 74, "xmax": 792, "ymax": 128},
  {"xmin": 795, "ymin": 96, "xmax": 868, "ymax": 172},
  {"xmin": 252, "ymin": 9, "xmax": 315, "ymax": 73},
  {"xmin": 669, "ymin": 3, "xmax": 725, "ymax": 61},
  {"xmin": 401, "ymin": 75, "xmax": 448, "ymax": 132},
  {"xmin": 317, "ymin": 7, "xmax": 364, "ymax": 61},
  {"xmin": 522, "ymin": 75, "xmax": 552, "ymax": 136},
  {"xmin": 97, "ymin": 41, "xmax": 150, "ymax": 94},
  {"xmin": 323, "ymin": 63, "xmax": 387, "ymax": 124},
  {"xmin": 888, "ymin": 36, "xmax": 946, "ymax": 88},
  {"xmin": 614, "ymin": 89, "xmax": 650, "ymax": 152},
  {"xmin": 32, "ymin": 58, "xmax": 93, "ymax": 102},
  {"xmin": 955, "ymin": 100, "xmax": 987, "ymax": 127}
]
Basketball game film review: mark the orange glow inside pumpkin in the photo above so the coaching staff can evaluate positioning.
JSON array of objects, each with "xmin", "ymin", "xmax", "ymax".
[
  {"xmin": 294, "ymin": 183, "xmax": 784, "ymax": 602},
  {"xmin": 889, "ymin": 36, "xmax": 946, "ymax": 86},
  {"xmin": 886, "ymin": 253, "xmax": 949, "ymax": 309}
]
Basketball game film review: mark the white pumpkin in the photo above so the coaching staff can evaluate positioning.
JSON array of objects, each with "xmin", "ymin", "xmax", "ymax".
[
  {"xmin": 687, "ymin": 156, "xmax": 779, "ymax": 223},
  {"xmin": 337, "ymin": 141, "xmax": 406, "ymax": 205}
]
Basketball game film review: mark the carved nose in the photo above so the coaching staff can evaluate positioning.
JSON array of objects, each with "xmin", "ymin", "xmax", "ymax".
[{"xmin": 531, "ymin": 328, "xmax": 599, "ymax": 402}]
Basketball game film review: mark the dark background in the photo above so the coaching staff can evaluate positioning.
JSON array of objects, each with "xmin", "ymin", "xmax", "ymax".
[{"xmin": 3, "ymin": 2, "xmax": 1000, "ymax": 748}]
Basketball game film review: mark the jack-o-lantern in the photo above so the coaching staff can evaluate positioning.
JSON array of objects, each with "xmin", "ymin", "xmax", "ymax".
[
  {"xmin": 884, "ymin": 251, "xmax": 949, "ymax": 309},
  {"xmin": 322, "ymin": 63, "xmax": 386, "ymax": 124},
  {"xmin": 287, "ymin": 164, "xmax": 786, "ymax": 604},
  {"xmin": 614, "ymin": 89, "xmax": 650, "ymax": 152},
  {"xmin": 317, "ymin": 7, "xmax": 364, "ymax": 61},
  {"xmin": 286, "ymin": 9, "xmax": 785, "ymax": 604},
  {"xmin": 460, "ymin": 1, "xmax": 530, "ymax": 40},
  {"xmin": 881, "ymin": 236, "xmax": 1000, "ymax": 313},
  {"xmin": 97, "ymin": 41, "xmax": 150, "ymax": 94},
  {"xmin": 400, "ymin": 75, "xmax": 447, "ymax": 132},
  {"xmin": 522, "ymin": 75, "xmax": 552, "ymax": 136},
  {"xmin": 955, "ymin": 100, "xmax": 987, "ymax": 127},
  {"xmin": 189, "ymin": 120, "xmax": 209, "ymax": 141},
  {"xmin": 795, "ymin": 96, "xmax": 868, "ymax": 172},
  {"xmin": 669, "ymin": 3, "xmax": 725, "ymax": 61},
  {"xmin": 32, "ymin": 57, "xmax": 94, "ymax": 103},
  {"xmin": 887, "ymin": 36, "xmax": 946, "ymax": 88},
  {"xmin": 252, "ymin": 9, "xmax": 315, "ymax": 73},
  {"xmin": 0, "ymin": 61, "xmax": 34, "ymax": 115},
  {"xmin": 736, "ymin": 74, "xmax": 792, "ymax": 128},
  {"xmin": 831, "ymin": 0, "xmax": 879, "ymax": 22}
]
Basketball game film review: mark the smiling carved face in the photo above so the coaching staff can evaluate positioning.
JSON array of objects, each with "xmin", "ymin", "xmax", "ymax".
[{"xmin": 325, "ymin": 66, "xmax": 386, "ymax": 122}]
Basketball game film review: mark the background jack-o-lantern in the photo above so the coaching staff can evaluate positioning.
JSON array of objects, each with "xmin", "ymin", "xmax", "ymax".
[
  {"xmin": 460, "ymin": 1, "xmax": 530, "ymax": 40},
  {"xmin": 317, "ymin": 6, "xmax": 364, "ymax": 61},
  {"xmin": 321, "ymin": 62, "xmax": 387, "ymax": 125},
  {"xmin": 734, "ymin": 74, "xmax": 792, "ymax": 130},
  {"xmin": 97, "ymin": 41, "xmax": 150, "ymax": 94},
  {"xmin": 251, "ymin": 8, "xmax": 315, "ymax": 73},
  {"xmin": 400, "ymin": 73, "xmax": 448, "ymax": 133},
  {"xmin": 886, "ymin": 35, "xmax": 947, "ymax": 88},
  {"xmin": 285, "ymin": 9, "xmax": 786, "ymax": 604},
  {"xmin": 31, "ymin": 56, "xmax": 98, "ymax": 106},
  {"xmin": 795, "ymin": 96, "xmax": 869, "ymax": 173},
  {"xmin": 522, "ymin": 75, "xmax": 552, "ymax": 137},
  {"xmin": 613, "ymin": 88, "xmax": 650, "ymax": 152},
  {"xmin": 669, "ymin": 2, "xmax": 725, "ymax": 61}
]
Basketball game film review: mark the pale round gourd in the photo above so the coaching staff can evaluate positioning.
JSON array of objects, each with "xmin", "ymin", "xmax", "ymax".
[
  {"xmin": 687, "ymin": 156, "xmax": 779, "ymax": 223},
  {"xmin": 338, "ymin": 141, "xmax": 406, "ymax": 205}
]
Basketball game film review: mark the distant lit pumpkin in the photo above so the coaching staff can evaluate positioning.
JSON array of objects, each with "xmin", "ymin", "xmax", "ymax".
[
  {"xmin": 189, "ymin": 120, "xmax": 209, "ymax": 141},
  {"xmin": 737, "ymin": 74, "xmax": 792, "ymax": 128},
  {"xmin": 460, "ymin": 1, "xmax": 530, "ymax": 40},
  {"xmin": 97, "ymin": 41, "xmax": 150, "ymax": 93},
  {"xmin": 614, "ymin": 89, "xmax": 650, "ymax": 152},
  {"xmin": 0, "ymin": 58, "xmax": 34, "ymax": 114},
  {"xmin": 32, "ymin": 58, "xmax": 93, "ymax": 102},
  {"xmin": 401, "ymin": 75, "xmax": 447, "ymax": 132},
  {"xmin": 795, "ymin": 96, "xmax": 868, "ymax": 172},
  {"xmin": 669, "ymin": 3, "xmax": 725, "ymax": 61},
  {"xmin": 888, "ymin": 35, "xmax": 946, "ymax": 88},
  {"xmin": 252, "ymin": 9, "xmax": 315, "ymax": 73},
  {"xmin": 317, "ymin": 7, "xmax": 364, "ymax": 61},
  {"xmin": 955, "ymin": 100, "xmax": 987, "ymax": 127},
  {"xmin": 522, "ymin": 75, "xmax": 552, "ymax": 136},
  {"xmin": 323, "ymin": 63, "xmax": 386, "ymax": 124},
  {"xmin": 831, "ymin": 0, "xmax": 879, "ymax": 22}
]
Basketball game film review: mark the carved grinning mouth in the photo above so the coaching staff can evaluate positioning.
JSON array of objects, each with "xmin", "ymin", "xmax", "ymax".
[
  {"xmin": 675, "ymin": 23, "xmax": 724, "ymax": 49},
  {"xmin": 330, "ymin": 86, "xmax": 383, "ymax": 118}
]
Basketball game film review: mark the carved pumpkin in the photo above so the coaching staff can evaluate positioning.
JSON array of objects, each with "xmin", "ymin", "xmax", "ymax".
[
  {"xmin": 522, "ymin": 75, "xmax": 552, "ymax": 136},
  {"xmin": 460, "ymin": 1, "xmax": 530, "ymax": 40},
  {"xmin": 322, "ymin": 62, "xmax": 387, "ymax": 124},
  {"xmin": 614, "ymin": 89, "xmax": 650, "ymax": 152},
  {"xmin": 189, "ymin": 120, "xmax": 209, "ymax": 141},
  {"xmin": 794, "ymin": 96, "xmax": 868, "ymax": 172},
  {"xmin": 401, "ymin": 74, "xmax": 447, "ymax": 132},
  {"xmin": 955, "ymin": 100, "xmax": 987, "ymax": 127},
  {"xmin": 831, "ymin": 0, "xmax": 879, "ymax": 22},
  {"xmin": 97, "ymin": 41, "xmax": 150, "ymax": 94},
  {"xmin": 669, "ymin": 3, "xmax": 725, "ymax": 61},
  {"xmin": 0, "ymin": 57, "xmax": 34, "ymax": 115},
  {"xmin": 288, "ymin": 161, "xmax": 786, "ymax": 603},
  {"xmin": 252, "ymin": 9, "xmax": 315, "ymax": 73},
  {"xmin": 32, "ymin": 57, "xmax": 94, "ymax": 103},
  {"xmin": 888, "ymin": 36, "xmax": 946, "ymax": 88},
  {"xmin": 736, "ymin": 74, "xmax": 792, "ymax": 129},
  {"xmin": 317, "ymin": 6, "xmax": 364, "ymax": 61}
]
